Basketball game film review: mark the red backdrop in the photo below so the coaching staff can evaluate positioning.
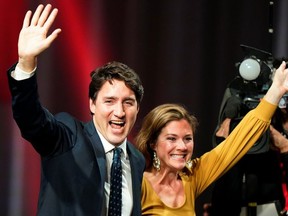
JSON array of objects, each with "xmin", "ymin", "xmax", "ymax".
[{"xmin": 0, "ymin": 1, "xmax": 113, "ymax": 215}]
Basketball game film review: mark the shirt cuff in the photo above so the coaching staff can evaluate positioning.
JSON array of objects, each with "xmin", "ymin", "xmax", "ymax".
[{"xmin": 11, "ymin": 64, "xmax": 37, "ymax": 80}]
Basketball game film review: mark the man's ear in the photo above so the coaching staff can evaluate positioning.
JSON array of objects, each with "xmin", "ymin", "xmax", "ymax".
[{"xmin": 89, "ymin": 99, "xmax": 95, "ymax": 115}]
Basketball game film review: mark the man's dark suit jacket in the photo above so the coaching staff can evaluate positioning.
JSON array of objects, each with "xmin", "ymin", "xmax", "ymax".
[{"xmin": 8, "ymin": 65, "xmax": 145, "ymax": 216}]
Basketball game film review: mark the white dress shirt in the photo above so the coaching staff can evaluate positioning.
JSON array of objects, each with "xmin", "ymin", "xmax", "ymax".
[
  {"xmin": 11, "ymin": 64, "xmax": 36, "ymax": 80},
  {"xmin": 97, "ymin": 129, "xmax": 133, "ymax": 216}
]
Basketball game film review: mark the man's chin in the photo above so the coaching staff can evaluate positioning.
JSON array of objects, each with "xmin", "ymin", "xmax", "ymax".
[{"xmin": 108, "ymin": 135, "xmax": 126, "ymax": 145}]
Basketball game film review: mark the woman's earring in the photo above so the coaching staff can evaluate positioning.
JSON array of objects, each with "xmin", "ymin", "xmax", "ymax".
[{"xmin": 153, "ymin": 151, "xmax": 161, "ymax": 171}]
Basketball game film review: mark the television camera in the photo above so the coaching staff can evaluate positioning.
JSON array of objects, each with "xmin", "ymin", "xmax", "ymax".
[
  {"xmin": 230, "ymin": 45, "xmax": 288, "ymax": 111},
  {"xmin": 214, "ymin": 44, "xmax": 288, "ymax": 154}
]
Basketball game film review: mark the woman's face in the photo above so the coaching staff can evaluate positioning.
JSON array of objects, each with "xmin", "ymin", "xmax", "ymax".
[{"xmin": 153, "ymin": 119, "xmax": 194, "ymax": 172}]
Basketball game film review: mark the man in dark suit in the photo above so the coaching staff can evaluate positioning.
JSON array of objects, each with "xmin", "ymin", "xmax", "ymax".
[{"xmin": 7, "ymin": 4, "xmax": 145, "ymax": 216}]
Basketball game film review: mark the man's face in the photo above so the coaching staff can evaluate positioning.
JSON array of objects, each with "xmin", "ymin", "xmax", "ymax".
[{"xmin": 89, "ymin": 79, "xmax": 139, "ymax": 145}]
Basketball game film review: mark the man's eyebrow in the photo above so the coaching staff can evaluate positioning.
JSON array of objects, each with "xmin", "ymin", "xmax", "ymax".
[{"xmin": 124, "ymin": 97, "xmax": 136, "ymax": 101}]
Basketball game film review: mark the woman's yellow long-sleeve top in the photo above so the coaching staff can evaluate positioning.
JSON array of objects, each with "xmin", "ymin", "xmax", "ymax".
[{"xmin": 141, "ymin": 99, "xmax": 277, "ymax": 216}]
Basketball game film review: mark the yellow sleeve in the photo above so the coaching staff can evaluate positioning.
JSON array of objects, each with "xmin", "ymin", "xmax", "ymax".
[{"xmin": 192, "ymin": 99, "xmax": 277, "ymax": 196}]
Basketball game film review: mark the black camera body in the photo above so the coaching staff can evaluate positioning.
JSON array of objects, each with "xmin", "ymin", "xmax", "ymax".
[{"xmin": 216, "ymin": 83, "xmax": 271, "ymax": 154}]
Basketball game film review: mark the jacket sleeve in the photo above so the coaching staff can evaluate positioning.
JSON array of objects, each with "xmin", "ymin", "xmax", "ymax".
[{"xmin": 7, "ymin": 63, "xmax": 75, "ymax": 157}]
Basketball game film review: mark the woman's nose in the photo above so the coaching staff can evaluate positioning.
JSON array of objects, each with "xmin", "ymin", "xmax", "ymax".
[{"xmin": 178, "ymin": 140, "xmax": 188, "ymax": 149}]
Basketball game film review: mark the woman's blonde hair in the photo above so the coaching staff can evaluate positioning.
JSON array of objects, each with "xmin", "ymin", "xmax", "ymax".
[{"xmin": 135, "ymin": 103, "xmax": 198, "ymax": 171}]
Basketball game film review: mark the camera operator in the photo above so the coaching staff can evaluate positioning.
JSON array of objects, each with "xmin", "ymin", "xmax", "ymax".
[
  {"xmin": 209, "ymin": 60, "xmax": 286, "ymax": 215},
  {"xmin": 209, "ymin": 89, "xmax": 285, "ymax": 216},
  {"xmin": 270, "ymin": 107, "xmax": 288, "ymax": 214}
]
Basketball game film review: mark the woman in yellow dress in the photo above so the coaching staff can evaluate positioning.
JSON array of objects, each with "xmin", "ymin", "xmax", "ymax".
[{"xmin": 136, "ymin": 62, "xmax": 288, "ymax": 215}]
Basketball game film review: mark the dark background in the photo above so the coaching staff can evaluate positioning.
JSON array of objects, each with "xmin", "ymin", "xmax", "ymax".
[{"xmin": 0, "ymin": 0, "xmax": 287, "ymax": 215}]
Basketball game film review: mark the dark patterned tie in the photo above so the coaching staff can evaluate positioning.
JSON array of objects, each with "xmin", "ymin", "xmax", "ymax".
[{"xmin": 108, "ymin": 147, "xmax": 122, "ymax": 216}]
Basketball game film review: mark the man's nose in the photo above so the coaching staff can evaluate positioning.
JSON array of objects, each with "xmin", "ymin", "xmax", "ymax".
[{"xmin": 114, "ymin": 103, "xmax": 125, "ymax": 117}]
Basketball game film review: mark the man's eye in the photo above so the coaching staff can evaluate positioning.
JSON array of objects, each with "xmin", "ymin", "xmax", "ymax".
[
  {"xmin": 124, "ymin": 100, "xmax": 135, "ymax": 106},
  {"xmin": 125, "ymin": 102, "xmax": 133, "ymax": 106}
]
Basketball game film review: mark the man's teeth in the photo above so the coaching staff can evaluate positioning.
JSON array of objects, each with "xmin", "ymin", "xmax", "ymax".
[{"xmin": 110, "ymin": 120, "xmax": 124, "ymax": 126}]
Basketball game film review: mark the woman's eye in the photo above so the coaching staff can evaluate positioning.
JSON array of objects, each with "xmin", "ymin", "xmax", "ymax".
[
  {"xmin": 167, "ymin": 137, "xmax": 176, "ymax": 141},
  {"xmin": 184, "ymin": 137, "xmax": 193, "ymax": 143}
]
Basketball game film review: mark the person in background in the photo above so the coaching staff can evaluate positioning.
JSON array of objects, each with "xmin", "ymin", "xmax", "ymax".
[
  {"xmin": 210, "ymin": 91, "xmax": 285, "ymax": 215},
  {"xmin": 270, "ymin": 107, "xmax": 288, "ymax": 214},
  {"xmin": 7, "ymin": 4, "xmax": 145, "ymax": 216},
  {"xmin": 135, "ymin": 61, "xmax": 288, "ymax": 215}
]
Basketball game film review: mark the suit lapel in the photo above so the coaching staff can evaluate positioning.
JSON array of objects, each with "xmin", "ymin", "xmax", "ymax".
[
  {"xmin": 127, "ymin": 142, "xmax": 144, "ymax": 215},
  {"xmin": 85, "ymin": 122, "xmax": 144, "ymax": 215},
  {"xmin": 84, "ymin": 121, "xmax": 107, "ymax": 183}
]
